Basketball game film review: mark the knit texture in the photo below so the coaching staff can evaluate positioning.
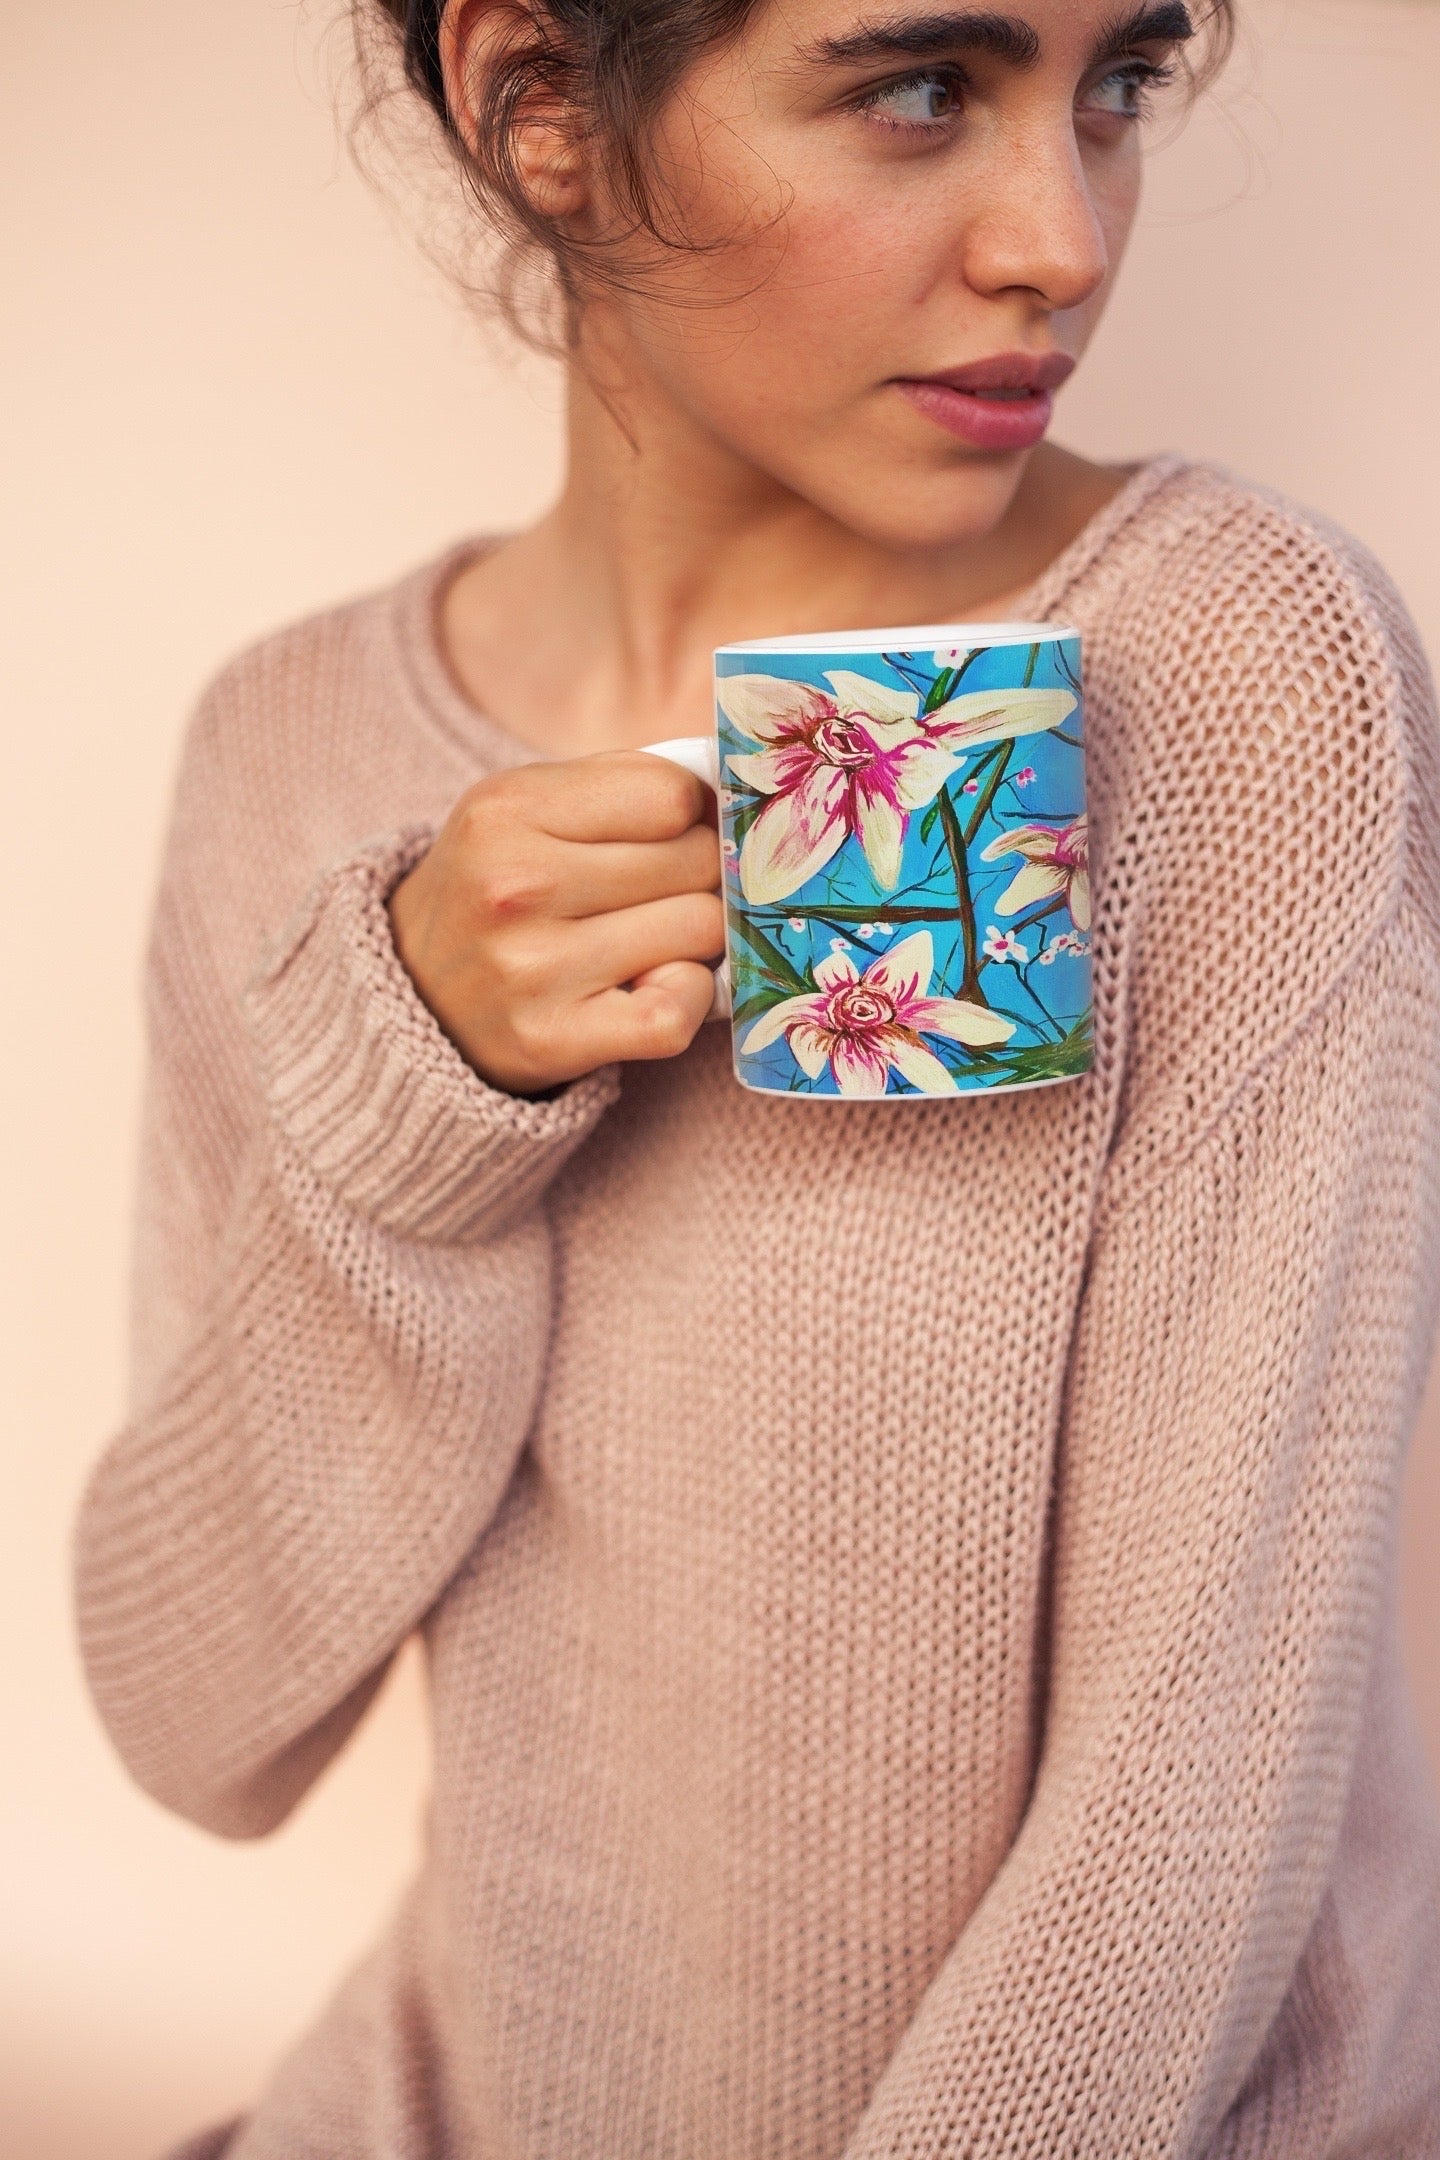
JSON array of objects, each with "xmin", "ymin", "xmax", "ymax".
[{"xmin": 76, "ymin": 458, "xmax": 1440, "ymax": 2158}]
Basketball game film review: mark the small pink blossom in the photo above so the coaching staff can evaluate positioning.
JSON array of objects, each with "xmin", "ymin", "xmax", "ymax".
[
  {"xmin": 961, "ymin": 778, "xmax": 979, "ymax": 795},
  {"xmin": 1035, "ymin": 928, "xmax": 1090, "ymax": 966},
  {"xmin": 1014, "ymin": 766, "xmax": 1036, "ymax": 788},
  {"xmin": 740, "ymin": 931, "xmax": 1014, "ymax": 1097},
  {"xmin": 718, "ymin": 671, "xmax": 961, "ymax": 905},
  {"xmin": 981, "ymin": 814, "xmax": 1090, "ymax": 930},
  {"xmin": 788, "ymin": 918, "xmax": 806, "ymax": 933}
]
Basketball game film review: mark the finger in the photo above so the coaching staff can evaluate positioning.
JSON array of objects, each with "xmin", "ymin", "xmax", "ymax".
[
  {"xmin": 566, "ymin": 965, "xmax": 717, "ymax": 1071},
  {"xmin": 523, "ymin": 751, "xmax": 714, "ymax": 844},
  {"xmin": 548, "ymin": 824, "xmax": 721, "ymax": 918},
  {"xmin": 564, "ymin": 890, "xmax": 726, "ymax": 997}
]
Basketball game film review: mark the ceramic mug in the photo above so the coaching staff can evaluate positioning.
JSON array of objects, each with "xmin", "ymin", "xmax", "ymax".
[{"xmin": 641, "ymin": 621, "xmax": 1090, "ymax": 1100}]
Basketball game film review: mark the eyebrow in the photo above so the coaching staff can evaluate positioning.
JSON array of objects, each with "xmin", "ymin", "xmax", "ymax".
[
  {"xmin": 802, "ymin": 3, "xmax": 1194, "ymax": 71},
  {"xmin": 1091, "ymin": 4, "xmax": 1195, "ymax": 63}
]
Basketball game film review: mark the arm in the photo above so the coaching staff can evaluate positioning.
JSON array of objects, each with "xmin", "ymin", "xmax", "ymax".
[
  {"xmin": 839, "ymin": 476, "xmax": 1440, "ymax": 2155},
  {"xmin": 76, "ymin": 664, "xmax": 725, "ymax": 1839},
  {"xmin": 842, "ymin": 913, "xmax": 1440, "ymax": 2158},
  {"xmin": 76, "ymin": 820, "xmax": 619, "ymax": 1838}
]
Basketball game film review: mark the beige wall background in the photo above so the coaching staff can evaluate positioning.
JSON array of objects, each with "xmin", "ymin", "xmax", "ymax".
[{"xmin": 3, "ymin": 2, "xmax": 1439, "ymax": 2155}]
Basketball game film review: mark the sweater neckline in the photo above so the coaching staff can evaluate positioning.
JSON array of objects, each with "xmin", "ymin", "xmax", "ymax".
[{"xmin": 387, "ymin": 452, "xmax": 1189, "ymax": 766}]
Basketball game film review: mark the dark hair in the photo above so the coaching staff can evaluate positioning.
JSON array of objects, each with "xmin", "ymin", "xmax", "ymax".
[
  {"xmin": 368, "ymin": 0, "xmax": 770, "ymax": 334},
  {"xmin": 368, "ymin": 0, "xmax": 1235, "ymax": 340}
]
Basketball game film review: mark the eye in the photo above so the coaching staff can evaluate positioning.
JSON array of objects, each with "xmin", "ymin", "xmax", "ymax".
[
  {"xmin": 1080, "ymin": 57, "xmax": 1174, "ymax": 121},
  {"xmin": 856, "ymin": 67, "xmax": 966, "ymax": 132}
]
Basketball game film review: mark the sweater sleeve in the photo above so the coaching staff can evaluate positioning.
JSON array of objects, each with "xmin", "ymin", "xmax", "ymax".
[
  {"xmin": 75, "ymin": 792, "xmax": 619, "ymax": 1838},
  {"xmin": 841, "ymin": 911, "xmax": 1440, "ymax": 2159}
]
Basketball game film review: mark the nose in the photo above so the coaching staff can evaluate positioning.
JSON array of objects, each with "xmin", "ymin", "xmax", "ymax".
[{"xmin": 959, "ymin": 125, "xmax": 1111, "ymax": 314}]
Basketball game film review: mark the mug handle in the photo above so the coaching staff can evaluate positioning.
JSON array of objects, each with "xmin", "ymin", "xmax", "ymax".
[{"xmin": 637, "ymin": 735, "xmax": 731, "ymax": 1020}]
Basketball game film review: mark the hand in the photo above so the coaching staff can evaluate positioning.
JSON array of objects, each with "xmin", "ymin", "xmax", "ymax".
[{"xmin": 389, "ymin": 752, "xmax": 724, "ymax": 1096}]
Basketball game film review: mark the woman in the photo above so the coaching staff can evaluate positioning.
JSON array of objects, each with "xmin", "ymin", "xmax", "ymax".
[{"xmin": 76, "ymin": 0, "xmax": 1440, "ymax": 2152}]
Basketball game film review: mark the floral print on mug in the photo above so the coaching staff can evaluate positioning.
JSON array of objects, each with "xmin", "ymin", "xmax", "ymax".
[{"xmin": 716, "ymin": 634, "xmax": 1091, "ymax": 1099}]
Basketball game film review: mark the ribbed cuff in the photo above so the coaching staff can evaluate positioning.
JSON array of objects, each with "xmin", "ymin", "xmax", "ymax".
[{"xmin": 245, "ymin": 829, "xmax": 620, "ymax": 1244}]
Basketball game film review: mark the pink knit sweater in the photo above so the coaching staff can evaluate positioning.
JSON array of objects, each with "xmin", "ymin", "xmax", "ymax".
[{"xmin": 77, "ymin": 458, "xmax": 1440, "ymax": 2157}]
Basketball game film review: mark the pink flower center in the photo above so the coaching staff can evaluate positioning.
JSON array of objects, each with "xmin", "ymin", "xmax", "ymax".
[
  {"xmin": 810, "ymin": 714, "xmax": 879, "ymax": 771},
  {"xmin": 824, "ymin": 983, "xmax": 895, "ymax": 1034},
  {"xmin": 1053, "ymin": 824, "xmax": 1087, "ymax": 870}
]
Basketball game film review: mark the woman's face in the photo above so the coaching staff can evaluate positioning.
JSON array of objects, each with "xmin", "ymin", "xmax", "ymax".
[{"xmin": 579, "ymin": 0, "xmax": 1196, "ymax": 547}]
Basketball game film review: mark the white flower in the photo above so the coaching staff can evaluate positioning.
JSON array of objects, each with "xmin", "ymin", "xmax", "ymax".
[
  {"xmin": 858, "ymin": 922, "xmax": 876, "ymax": 938},
  {"xmin": 982, "ymin": 925, "xmax": 1031, "ymax": 965},
  {"xmin": 980, "ymin": 815, "xmax": 1090, "ymax": 930},
  {"xmin": 718, "ymin": 670, "xmax": 960, "ymax": 903},
  {"xmin": 741, "ymin": 931, "xmax": 1015, "ymax": 1097},
  {"xmin": 788, "ymin": 918, "xmax": 806, "ymax": 933}
]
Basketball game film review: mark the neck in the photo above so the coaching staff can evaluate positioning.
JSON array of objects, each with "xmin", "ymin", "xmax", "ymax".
[{"xmin": 440, "ymin": 329, "xmax": 1117, "ymax": 759}]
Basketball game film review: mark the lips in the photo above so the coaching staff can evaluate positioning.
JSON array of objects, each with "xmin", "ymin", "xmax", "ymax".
[{"xmin": 892, "ymin": 350, "xmax": 1076, "ymax": 453}]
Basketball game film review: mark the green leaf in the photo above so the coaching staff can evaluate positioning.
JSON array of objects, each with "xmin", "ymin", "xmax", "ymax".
[
  {"xmin": 730, "ymin": 956, "xmax": 793, "ymax": 997},
  {"xmin": 730, "ymin": 989, "xmax": 791, "ymax": 1027},
  {"xmin": 996, "ymin": 1014, "xmax": 1094, "ymax": 1083},
  {"xmin": 939, "ymin": 1042, "xmax": 1010, "ymax": 1074},
  {"xmin": 729, "ymin": 910, "xmax": 810, "ymax": 993},
  {"xmin": 919, "ymin": 799, "xmax": 942, "ymax": 843},
  {"xmin": 728, "ymin": 790, "xmax": 766, "ymax": 846},
  {"xmin": 923, "ymin": 666, "xmax": 957, "ymax": 714}
]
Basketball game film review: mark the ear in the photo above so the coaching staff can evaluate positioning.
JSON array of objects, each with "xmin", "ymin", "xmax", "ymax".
[{"xmin": 440, "ymin": 0, "xmax": 590, "ymax": 222}]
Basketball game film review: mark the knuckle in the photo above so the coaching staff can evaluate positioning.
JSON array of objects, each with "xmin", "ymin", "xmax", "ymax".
[
  {"xmin": 454, "ymin": 772, "xmax": 530, "ymax": 844},
  {"xmin": 642, "ymin": 759, "xmax": 702, "ymax": 833},
  {"xmin": 635, "ymin": 990, "xmax": 697, "ymax": 1059},
  {"xmin": 490, "ymin": 934, "xmax": 551, "ymax": 1002},
  {"xmin": 453, "ymin": 779, "xmax": 509, "ymax": 846},
  {"xmin": 451, "ymin": 800, "xmax": 552, "ymax": 925},
  {"xmin": 471, "ymin": 856, "xmax": 553, "ymax": 922}
]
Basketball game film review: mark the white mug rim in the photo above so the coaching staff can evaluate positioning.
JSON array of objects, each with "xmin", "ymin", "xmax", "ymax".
[{"xmin": 714, "ymin": 620, "xmax": 1080, "ymax": 657}]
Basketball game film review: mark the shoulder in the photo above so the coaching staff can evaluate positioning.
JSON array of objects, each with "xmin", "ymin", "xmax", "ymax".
[
  {"xmin": 1087, "ymin": 459, "xmax": 1434, "ymax": 790},
  {"xmin": 1083, "ymin": 455, "xmax": 1421, "ymax": 708},
  {"xmin": 1071, "ymin": 462, "xmax": 1440, "ymax": 1163},
  {"xmin": 154, "ymin": 549, "xmax": 483, "ymax": 1004},
  {"xmin": 173, "ymin": 549, "xmax": 477, "ymax": 854},
  {"xmin": 1079, "ymin": 458, "xmax": 1438, "ymax": 939}
]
